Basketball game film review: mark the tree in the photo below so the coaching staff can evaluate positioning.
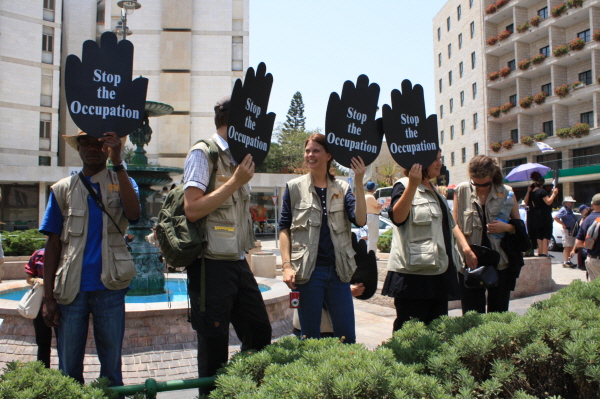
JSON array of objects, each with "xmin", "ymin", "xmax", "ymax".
[
  {"xmin": 283, "ymin": 91, "xmax": 306, "ymax": 132},
  {"xmin": 377, "ymin": 163, "xmax": 400, "ymax": 187},
  {"xmin": 255, "ymin": 124, "xmax": 317, "ymax": 174}
]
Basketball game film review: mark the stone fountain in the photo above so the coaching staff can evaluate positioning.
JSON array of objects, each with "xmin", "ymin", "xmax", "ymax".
[{"xmin": 125, "ymin": 101, "xmax": 182, "ymax": 295}]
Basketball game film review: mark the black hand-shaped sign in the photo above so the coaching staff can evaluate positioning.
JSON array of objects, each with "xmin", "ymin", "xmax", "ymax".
[
  {"xmin": 349, "ymin": 232, "xmax": 378, "ymax": 300},
  {"xmin": 227, "ymin": 62, "xmax": 276, "ymax": 167},
  {"xmin": 382, "ymin": 80, "xmax": 439, "ymax": 170},
  {"xmin": 65, "ymin": 31, "xmax": 148, "ymax": 138},
  {"xmin": 325, "ymin": 75, "xmax": 383, "ymax": 168}
]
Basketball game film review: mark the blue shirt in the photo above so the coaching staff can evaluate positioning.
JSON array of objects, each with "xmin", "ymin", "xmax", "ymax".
[
  {"xmin": 576, "ymin": 211, "xmax": 600, "ymax": 256},
  {"xmin": 40, "ymin": 175, "xmax": 139, "ymax": 291},
  {"xmin": 555, "ymin": 206, "xmax": 577, "ymax": 229}
]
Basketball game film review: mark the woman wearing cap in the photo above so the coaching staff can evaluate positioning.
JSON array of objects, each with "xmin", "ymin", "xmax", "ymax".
[
  {"xmin": 452, "ymin": 155, "xmax": 522, "ymax": 314},
  {"xmin": 554, "ymin": 196, "xmax": 578, "ymax": 267},
  {"xmin": 524, "ymin": 171, "xmax": 558, "ymax": 257}
]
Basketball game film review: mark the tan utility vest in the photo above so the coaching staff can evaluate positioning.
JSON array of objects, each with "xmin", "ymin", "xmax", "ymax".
[
  {"xmin": 387, "ymin": 178, "xmax": 462, "ymax": 275},
  {"xmin": 51, "ymin": 169, "xmax": 136, "ymax": 305},
  {"xmin": 287, "ymin": 174, "xmax": 357, "ymax": 284},
  {"xmin": 454, "ymin": 182, "xmax": 512, "ymax": 270},
  {"xmin": 191, "ymin": 141, "xmax": 255, "ymax": 260}
]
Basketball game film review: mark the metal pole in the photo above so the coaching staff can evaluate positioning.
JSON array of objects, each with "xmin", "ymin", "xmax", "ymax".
[
  {"xmin": 274, "ymin": 186, "xmax": 279, "ymax": 248},
  {"xmin": 121, "ymin": 8, "xmax": 127, "ymax": 41},
  {"xmin": 110, "ymin": 377, "xmax": 216, "ymax": 397}
]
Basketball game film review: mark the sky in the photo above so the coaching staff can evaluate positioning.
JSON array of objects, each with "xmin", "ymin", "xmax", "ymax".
[{"xmin": 249, "ymin": 0, "xmax": 450, "ymax": 133}]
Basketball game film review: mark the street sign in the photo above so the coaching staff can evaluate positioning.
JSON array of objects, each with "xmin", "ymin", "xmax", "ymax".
[{"xmin": 271, "ymin": 196, "xmax": 278, "ymax": 206}]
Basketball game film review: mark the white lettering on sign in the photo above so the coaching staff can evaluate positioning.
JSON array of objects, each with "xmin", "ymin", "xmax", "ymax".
[
  {"xmin": 389, "ymin": 141, "xmax": 437, "ymax": 155},
  {"xmin": 245, "ymin": 98, "xmax": 261, "ymax": 118},
  {"xmin": 346, "ymin": 107, "xmax": 367, "ymax": 124},
  {"xmin": 70, "ymin": 101, "xmax": 140, "ymax": 120},
  {"xmin": 228, "ymin": 125, "xmax": 268, "ymax": 151},
  {"xmin": 326, "ymin": 132, "xmax": 377, "ymax": 153},
  {"xmin": 93, "ymin": 69, "xmax": 122, "ymax": 87}
]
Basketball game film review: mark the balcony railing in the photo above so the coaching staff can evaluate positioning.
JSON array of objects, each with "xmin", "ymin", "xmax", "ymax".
[{"xmin": 501, "ymin": 153, "xmax": 600, "ymax": 176}]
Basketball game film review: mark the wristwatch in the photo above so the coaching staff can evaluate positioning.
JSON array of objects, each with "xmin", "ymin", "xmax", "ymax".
[{"xmin": 113, "ymin": 162, "xmax": 126, "ymax": 172}]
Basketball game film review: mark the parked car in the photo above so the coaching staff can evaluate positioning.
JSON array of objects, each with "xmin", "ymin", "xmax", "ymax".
[
  {"xmin": 373, "ymin": 187, "xmax": 392, "ymax": 218},
  {"xmin": 548, "ymin": 210, "xmax": 581, "ymax": 251},
  {"xmin": 351, "ymin": 216, "xmax": 394, "ymax": 239}
]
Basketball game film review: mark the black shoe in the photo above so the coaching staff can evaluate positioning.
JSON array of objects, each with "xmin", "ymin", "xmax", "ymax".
[{"xmin": 548, "ymin": 254, "xmax": 555, "ymax": 258}]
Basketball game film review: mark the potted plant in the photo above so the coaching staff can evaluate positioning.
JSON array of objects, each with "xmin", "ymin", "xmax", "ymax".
[
  {"xmin": 594, "ymin": 29, "xmax": 600, "ymax": 42},
  {"xmin": 519, "ymin": 96, "xmax": 534, "ymax": 108},
  {"xmin": 496, "ymin": 0, "xmax": 510, "ymax": 8},
  {"xmin": 533, "ymin": 91, "xmax": 548, "ymax": 104},
  {"xmin": 487, "ymin": 36, "xmax": 498, "ymax": 46},
  {"xmin": 517, "ymin": 22, "xmax": 530, "ymax": 33},
  {"xmin": 553, "ymin": 44, "xmax": 569, "ymax": 57},
  {"xmin": 567, "ymin": 0, "xmax": 585, "ymax": 8},
  {"xmin": 488, "ymin": 71, "xmax": 501, "ymax": 81},
  {"xmin": 557, "ymin": 127, "xmax": 572, "ymax": 138},
  {"xmin": 497, "ymin": 30, "xmax": 512, "ymax": 41},
  {"xmin": 485, "ymin": 4, "xmax": 498, "ymax": 14},
  {"xmin": 502, "ymin": 139, "xmax": 515, "ymax": 149},
  {"xmin": 531, "ymin": 54, "xmax": 547, "ymax": 64},
  {"xmin": 534, "ymin": 132, "xmax": 548, "ymax": 141},
  {"xmin": 489, "ymin": 106, "xmax": 502, "ymax": 117},
  {"xmin": 520, "ymin": 136, "xmax": 535, "ymax": 146},
  {"xmin": 570, "ymin": 123, "xmax": 590, "ymax": 138},
  {"xmin": 597, "ymin": 75, "xmax": 600, "ymax": 84},
  {"xmin": 571, "ymin": 80, "xmax": 584, "ymax": 89},
  {"xmin": 518, "ymin": 59, "xmax": 531, "ymax": 70},
  {"xmin": 499, "ymin": 66, "xmax": 512, "ymax": 77},
  {"xmin": 490, "ymin": 142, "xmax": 502, "ymax": 152},
  {"xmin": 500, "ymin": 102, "xmax": 514, "ymax": 113},
  {"xmin": 554, "ymin": 84, "xmax": 570, "ymax": 98},
  {"xmin": 569, "ymin": 37, "xmax": 585, "ymax": 51},
  {"xmin": 551, "ymin": 3, "xmax": 568, "ymax": 17},
  {"xmin": 530, "ymin": 15, "xmax": 543, "ymax": 27}
]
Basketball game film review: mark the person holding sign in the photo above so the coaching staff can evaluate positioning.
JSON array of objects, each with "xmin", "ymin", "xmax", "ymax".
[{"xmin": 280, "ymin": 134, "xmax": 367, "ymax": 343}]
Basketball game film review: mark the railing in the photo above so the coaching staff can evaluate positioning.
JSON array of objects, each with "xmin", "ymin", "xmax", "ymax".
[
  {"xmin": 501, "ymin": 153, "xmax": 600, "ymax": 177},
  {"xmin": 110, "ymin": 377, "xmax": 216, "ymax": 399}
]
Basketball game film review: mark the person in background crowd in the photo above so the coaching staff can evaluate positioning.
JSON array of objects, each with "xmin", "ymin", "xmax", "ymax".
[
  {"xmin": 554, "ymin": 196, "xmax": 578, "ymax": 268},
  {"xmin": 280, "ymin": 133, "xmax": 367, "ymax": 343},
  {"xmin": 364, "ymin": 181, "xmax": 382, "ymax": 256},
  {"xmin": 381, "ymin": 151, "xmax": 462, "ymax": 331},
  {"xmin": 24, "ymin": 247, "xmax": 53, "ymax": 368},
  {"xmin": 519, "ymin": 201, "xmax": 528, "ymax": 233},
  {"xmin": 571, "ymin": 195, "xmax": 600, "ymax": 280},
  {"xmin": 572, "ymin": 205, "xmax": 591, "ymax": 271},
  {"xmin": 524, "ymin": 171, "xmax": 558, "ymax": 257}
]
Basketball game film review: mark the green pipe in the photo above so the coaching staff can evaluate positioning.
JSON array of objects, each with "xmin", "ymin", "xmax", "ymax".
[{"xmin": 110, "ymin": 376, "xmax": 216, "ymax": 398}]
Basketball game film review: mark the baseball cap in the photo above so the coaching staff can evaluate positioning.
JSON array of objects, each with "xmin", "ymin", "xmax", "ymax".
[{"xmin": 366, "ymin": 182, "xmax": 376, "ymax": 191}]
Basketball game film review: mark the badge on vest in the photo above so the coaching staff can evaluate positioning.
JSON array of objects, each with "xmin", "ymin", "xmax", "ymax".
[{"xmin": 214, "ymin": 226, "xmax": 235, "ymax": 232}]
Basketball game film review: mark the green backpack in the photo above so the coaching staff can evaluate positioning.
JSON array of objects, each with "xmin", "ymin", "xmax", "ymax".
[{"xmin": 156, "ymin": 139, "xmax": 219, "ymax": 267}]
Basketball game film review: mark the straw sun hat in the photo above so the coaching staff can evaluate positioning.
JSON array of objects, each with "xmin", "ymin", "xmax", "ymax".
[{"xmin": 62, "ymin": 131, "xmax": 127, "ymax": 150}]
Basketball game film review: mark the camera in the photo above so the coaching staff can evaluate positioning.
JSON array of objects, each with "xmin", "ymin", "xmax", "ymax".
[{"xmin": 289, "ymin": 291, "xmax": 300, "ymax": 308}]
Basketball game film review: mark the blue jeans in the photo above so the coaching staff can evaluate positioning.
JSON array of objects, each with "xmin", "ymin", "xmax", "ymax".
[
  {"xmin": 57, "ymin": 289, "xmax": 126, "ymax": 386},
  {"xmin": 296, "ymin": 265, "xmax": 356, "ymax": 343}
]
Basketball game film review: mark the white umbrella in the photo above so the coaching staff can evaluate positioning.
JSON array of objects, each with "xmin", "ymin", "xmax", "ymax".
[{"xmin": 505, "ymin": 163, "xmax": 551, "ymax": 182}]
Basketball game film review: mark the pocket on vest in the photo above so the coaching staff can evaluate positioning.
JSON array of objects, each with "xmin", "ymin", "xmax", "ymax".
[
  {"xmin": 329, "ymin": 203, "xmax": 347, "ymax": 233},
  {"xmin": 291, "ymin": 202, "xmax": 317, "ymax": 231},
  {"xmin": 109, "ymin": 246, "xmax": 136, "ymax": 283},
  {"xmin": 462, "ymin": 211, "xmax": 474, "ymax": 235},
  {"xmin": 206, "ymin": 220, "xmax": 239, "ymax": 255},
  {"xmin": 407, "ymin": 239, "xmax": 438, "ymax": 271}
]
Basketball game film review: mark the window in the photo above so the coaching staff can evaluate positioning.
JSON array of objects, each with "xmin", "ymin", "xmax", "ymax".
[
  {"xmin": 450, "ymin": 98, "xmax": 454, "ymax": 113},
  {"xmin": 462, "ymin": 148, "xmax": 466, "ymax": 163},
  {"xmin": 471, "ymin": 51, "xmax": 476, "ymax": 69},
  {"xmin": 451, "ymin": 125, "xmax": 455, "ymax": 140},
  {"xmin": 39, "ymin": 156, "xmax": 51, "ymax": 166},
  {"xmin": 43, "ymin": 0, "xmax": 55, "ymax": 21},
  {"xmin": 232, "ymin": 36, "xmax": 243, "ymax": 71},
  {"xmin": 40, "ymin": 70, "xmax": 52, "ymax": 107},
  {"xmin": 538, "ymin": 7, "xmax": 548, "ymax": 19},
  {"xmin": 448, "ymin": 43, "xmax": 452, "ymax": 58},
  {"xmin": 447, "ymin": 17, "xmax": 451, "ymax": 31},
  {"xmin": 506, "ymin": 24, "xmax": 514, "ymax": 34},
  {"xmin": 540, "ymin": 45, "xmax": 550, "ymax": 58},
  {"xmin": 451, "ymin": 152, "xmax": 455, "ymax": 166},
  {"xmin": 459, "ymin": 62, "xmax": 464, "ymax": 77},
  {"xmin": 440, "ymin": 105, "xmax": 444, "ymax": 118},
  {"xmin": 39, "ymin": 113, "xmax": 51, "ymax": 139},
  {"xmin": 537, "ymin": 152, "xmax": 563, "ymax": 169},
  {"xmin": 509, "ymin": 94, "xmax": 517, "ymax": 105},
  {"xmin": 473, "ymin": 113, "xmax": 478, "ymax": 129},
  {"xmin": 461, "ymin": 119, "xmax": 466, "ymax": 134},
  {"xmin": 507, "ymin": 59, "xmax": 516, "ymax": 71},
  {"xmin": 441, "ymin": 130, "xmax": 444, "ymax": 144},
  {"xmin": 448, "ymin": 71, "xmax": 452, "ymax": 86},
  {"xmin": 472, "ymin": 82, "xmax": 477, "ymax": 99},
  {"xmin": 573, "ymin": 145, "xmax": 600, "ymax": 167},
  {"xmin": 458, "ymin": 33, "xmax": 463, "ymax": 49},
  {"xmin": 439, "ymin": 79, "xmax": 443, "ymax": 93},
  {"xmin": 579, "ymin": 70, "xmax": 592, "ymax": 85},
  {"xmin": 541, "ymin": 83, "xmax": 552, "ymax": 96},
  {"xmin": 470, "ymin": 21, "xmax": 475, "ymax": 38},
  {"xmin": 474, "ymin": 142, "xmax": 479, "ymax": 156},
  {"xmin": 510, "ymin": 129, "xmax": 518, "ymax": 143},
  {"xmin": 460, "ymin": 91, "xmax": 465, "ymax": 106},
  {"xmin": 437, "ymin": 27, "xmax": 441, "ymax": 41},
  {"xmin": 438, "ymin": 53, "xmax": 442, "ymax": 67},
  {"xmin": 581, "ymin": 111, "xmax": 594, "ymax": 125},
  {"xmin": 578, "ymin": 29, "xmax": 591, "ymax": 42},
  {"xmin": 543, "ymin": 120, "xmax": 554, "ymax": 136},
  {"xmin": 457, "ymin": 5, "xmax": 462, "ymax": 21},
  {"xmin": 42, "ymin": 26, "xmax": 53, "ymax": 64},
  {"xmin": 504, "ymin": 158, "xmax": 527, "ymax": 170},
  {"xmin": 470, "ymin": 0, "xmax": 474, "ymax": 8}
]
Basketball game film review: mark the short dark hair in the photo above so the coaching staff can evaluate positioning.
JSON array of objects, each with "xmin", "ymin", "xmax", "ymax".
[
  {"xmin": 214, "ymin": 96, "xmax": 230, "ymax": 129},
  {"xmin": 530, "ymin": 171, "xmax": 545, "ymax": 187},
  {"xmin": 304, "ymin": 133, "xmax": 335, "ymax": 181}
]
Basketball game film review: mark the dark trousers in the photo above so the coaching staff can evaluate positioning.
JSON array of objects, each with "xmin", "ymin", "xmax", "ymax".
[
  {"xmin": 188, "ymin": 257, "xmax": 272, "ymax": 395},
  {"xmin": 458, "ymin": 268, "xmax": 512, "ymax": 314},
  {"xmin": 33, "ymin": 308, "xmax": 53, "ymax": 368},
  {"xmin": 392, "ymin": 297, "xmax": 448, "ymax": 332}
]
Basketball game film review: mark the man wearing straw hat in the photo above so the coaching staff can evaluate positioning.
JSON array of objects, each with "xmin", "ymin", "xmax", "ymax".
[
  {"xmin": 554, "ymin": 196, "xmax": 578, "ymax": 268},
  {"xmin": 41, "ymin": 131, "xmax": 140, "ymax": 388}
]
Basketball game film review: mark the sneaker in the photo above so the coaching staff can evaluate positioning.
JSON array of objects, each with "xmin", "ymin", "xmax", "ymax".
[{"xmin": 563, "ymin": 262, "xmax": 571, "ymax": 268}]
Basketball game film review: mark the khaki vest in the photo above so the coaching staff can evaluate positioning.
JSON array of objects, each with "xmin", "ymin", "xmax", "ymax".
[
  {"xmin": 454, "ymin": 181, "xmax": 512, "ymax": 270},
  {"xmin": 51, "ymin": 169, "xmax": 136, "ymax": 305},
  {"xmin": 191, "ymin": 141, "xmax": 255, "ymax": 261},
  {"xmin": 287, "ymin": 174, "xmax": 357, "ymax": 284},
  {"xmin": 387, "ymin": 178, "xmax": 462, "ymax": 275}
]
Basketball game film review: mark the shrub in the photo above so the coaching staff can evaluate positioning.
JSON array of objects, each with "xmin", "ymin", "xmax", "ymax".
[
  {"xmin": 485, "ymin": 4, "xmax": 497, "ymax": 14},
  {"xmin": 570, "ymin": 123, "xmax": 590, "ymax": 138},
  {"xmin": 555, "ymin": 84, "xmax": 570, "ymax": 98},
  {"xmin": 490, "ymin": 142, "xmax": 502, "ymax": 152},
  {"xmin": 531, "ymin": 54, "xmax": 547, "ymax": 64},
  {"xmin": 557, "ymin": 127, "xmax": 572, "ymax": 138},
  {"xmin": 501, "ymin": 139, "xmax": 515, "ymax": 149},
  {"xmin": 377, "ymin": 229, "xmax": 393, "ymax": 253},
  {"xmin": 500, "ymin": 102, "xmax": 514, "ymax": 113},
  {"xmin": 0, "ymin": 360, "xmax": 116, "ymax": 398},
  {"xmin": 551, "ymin": 3, "xmax": 568, "ymax": 17},
  {"xmin": 553, "ymin": 44, "xmax": 569, "ymax": 57},
  {"xmin": 520, "ymin": 136, "xmax": 534, "ymax": 146},
  {"xmin": 517, "ymin": 22, "xmax": 530, "ymax": 33},
  {"xmin": 496, "ymin": 0, "xmax": 510, "ymax": 8},
  {"xmin": 2, "ymin": 229, "xmax": 45, "ymax": 256},
  {"xmin": 567, "ymin": 0, "xmax": 585, "ymax": 8},
  {"xmin": 534, "ymin": 132, "xmax": 548, "ymax": 141},
  {"xmin": 594, "ymin": 29, "xmax": 600, "ymax": 42},
  {"xmin": 486, "ymin": 36, "xmax": 498, "ymax": 46},
  {"xmin": 533, "ymin": 91, "xmax": 549, "ymax": 104},
  {"xmin": 569, "ymin": 37, "xmax": 586, "ymax": 51},
  {"xmin": 488, "ymin": 71, "xmax": 501, "ymax": 81},
  {"xmin": 518, "ymin": 59, "xmax": 531, "ymax": 70},
  {"xmin": 571, "ymin": 80, "xmax": 584, "ymax": 89},
  {"xmin": 489, "ymin": 107, "xmax": 502, "ymax": 118},
  {"xmin": 497, "ymin": 30, "xmax": 512, "ymax": 41},
  {"xmin": 597, "ymin": 75, "xmax": 600, "ymax": 84},
  {"xmin": 519, "ymin": 96, "xmax": 534, "ymax": 108},
  {"xmin": 499, "ymin": 66, "xmax": 512, "ymax": 77},
  {"xmin": 530, "ymin": 15, "xmax": 543, "ymax": 27}
]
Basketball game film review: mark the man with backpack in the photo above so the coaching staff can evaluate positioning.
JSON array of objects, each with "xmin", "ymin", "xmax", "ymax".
[
  {"xmin": 182, "ymin": 96, "xmax": 271, "ymax": 395},
  {"xmin": 571, "ymin": 194, "xmax": 600, "ymax": 281}
]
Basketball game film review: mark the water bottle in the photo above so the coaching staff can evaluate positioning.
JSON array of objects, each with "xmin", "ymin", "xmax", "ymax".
[{"xmin": 492, "ymin": 192, "xmax": 514, "ymax": 239}]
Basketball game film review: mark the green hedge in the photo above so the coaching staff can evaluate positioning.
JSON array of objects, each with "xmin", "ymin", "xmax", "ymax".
[
  {"xmin": 1, "ymin": 229, "xmax": 45, "ymax": 257},
  {"xmin": 376, "ymin": 229, "xmax": 393, "ymax": 253},
  {"xmin": 210, "ymin": 279, "xmax": 600, "ymax": 398}
]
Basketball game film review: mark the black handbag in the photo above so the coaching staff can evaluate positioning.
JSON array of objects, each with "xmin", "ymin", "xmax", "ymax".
[{"xmin": 464, "ymin": 244, "xmax": 500, "ymax": 289}]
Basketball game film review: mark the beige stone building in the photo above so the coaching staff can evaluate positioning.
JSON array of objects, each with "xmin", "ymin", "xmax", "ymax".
[{"xmin": 433, "ymin": 0, "xmax": 488, "ymax": 186}]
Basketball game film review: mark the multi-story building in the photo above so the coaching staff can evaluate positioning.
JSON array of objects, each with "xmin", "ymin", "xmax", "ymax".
[
  {"xmin": 483, "ymin": 0, "xmax": 600, "ymax": 203},
  {"xmin": 433, "ymin": 0, "xmax": 487, "ymax": 186}
]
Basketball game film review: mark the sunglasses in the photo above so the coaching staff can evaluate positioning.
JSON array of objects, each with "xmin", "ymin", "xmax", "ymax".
[{"xmin": 471, "ymin": 180, "xmax": 492, "ymax": 188}]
